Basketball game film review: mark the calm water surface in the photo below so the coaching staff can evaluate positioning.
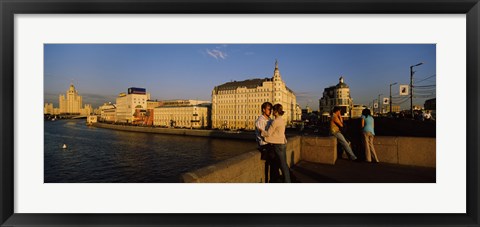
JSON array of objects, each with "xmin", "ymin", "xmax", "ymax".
[{"xmin": 44, "ymin": 120, "xmax": 257, "ymax": 183}]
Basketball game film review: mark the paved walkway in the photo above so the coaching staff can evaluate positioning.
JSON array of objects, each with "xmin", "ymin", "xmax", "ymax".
[{"xmin": 290, "ymin": 159, "xmax": 436, "ymax": 183}]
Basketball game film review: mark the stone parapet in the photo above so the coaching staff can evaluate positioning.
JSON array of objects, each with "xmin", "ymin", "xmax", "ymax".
[
  {"xmin": 301, "ymin": 136, "xmax": 337, "ymax": 165},
  {"xmin": 181, "ymin": 151, "xmax": 265, "ymax": 183},
  {"xmin": 182, "ymin": 136, "xmax": 302, "ymax": 183},
  {"xmin": 374, "ymin": 136, "xmax": 436, "ymax": 168},
  {"xmin": 286, "ymin": 136, "xmax": 302, "ymax": 167},
  {"xmin": 374, "ymin": 136, "xmax": 399, "ymax": 164}
]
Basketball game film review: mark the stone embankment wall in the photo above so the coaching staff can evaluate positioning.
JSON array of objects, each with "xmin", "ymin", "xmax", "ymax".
[
  {"xmin": 182, "ymin": 136, "xmax": 302, "ymax": 183},
  {"xmin": 182, "ymin": 136, "xmax": 436, "ymax": 183},
  {"xmin": 374, "ymin": 136, "xmax": 436, "ymax": 168},
  {"xmin": 93, "ymin": 123, "xmax": 254, "ymax": 140},
  {"xmin": 301, "ymin": 136, "xmax": 338, "ymax": 165},
  {"xmin": 181, "ymin": 151, "xmax": 266, "ymax": 183}
]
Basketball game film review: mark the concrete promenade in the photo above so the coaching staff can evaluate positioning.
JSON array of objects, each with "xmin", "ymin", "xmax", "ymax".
[{"xmin": 291, "ymin": 159, "xmax": 436, "ymax": 183}]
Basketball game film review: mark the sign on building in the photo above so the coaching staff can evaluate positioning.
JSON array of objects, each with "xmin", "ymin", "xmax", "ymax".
[
  {"xmin": 373, "ymin": 103, "xmax": 378, "ymax": 108},
  {"xmin": 128, "ymin": 87, "xmax": 146, "ymax": 95},
  {"xmin": 383, "ymin": 98, "xmax": 389, "ymax": 105},
  {"xmin": 399, "ymin": 85, "xmax": 409, "ymax": 96}
]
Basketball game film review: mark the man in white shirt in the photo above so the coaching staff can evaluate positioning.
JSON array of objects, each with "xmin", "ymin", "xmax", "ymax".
[{"xmin": 255, "ymin": 102, "xmax": 280, "ymax": 182}]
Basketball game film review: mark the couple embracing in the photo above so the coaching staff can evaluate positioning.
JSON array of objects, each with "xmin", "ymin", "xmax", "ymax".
[{"xmin": 255, "ymin": 102, "xmax": 291, "ymax": 183}]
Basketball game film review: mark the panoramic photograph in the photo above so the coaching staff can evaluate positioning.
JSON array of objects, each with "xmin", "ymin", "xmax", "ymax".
[{"xmin": 44, "ymin": 44, "xmax": 436, "ymax": 183}]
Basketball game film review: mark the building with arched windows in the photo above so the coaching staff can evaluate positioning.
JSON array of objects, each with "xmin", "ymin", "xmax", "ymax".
[
  {"xmin": 319, "ymin": 76, "xmax": 354, "ymax": 119},
  {"xmin": 153, "ymin": 103, "xmax": 211, "ymax": 129},
  {"xmin": 211, "ymin": 60, "xmax": 298, "ymax": 130}
]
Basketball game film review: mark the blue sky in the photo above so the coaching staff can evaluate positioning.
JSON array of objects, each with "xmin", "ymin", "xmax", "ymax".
[{"xmin": 44, "ymin": 44, "xmax": 436, "ymax": 110}]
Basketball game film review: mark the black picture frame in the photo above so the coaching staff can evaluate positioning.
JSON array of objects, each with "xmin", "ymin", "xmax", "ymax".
[{"xmin": 1, "ymin": 0, "xmax": 479, "ymax": 226}]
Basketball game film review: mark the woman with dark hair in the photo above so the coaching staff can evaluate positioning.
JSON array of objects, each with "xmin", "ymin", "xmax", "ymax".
[
  {"xmin": 330, "ymin": 106, "xmax": 357, "ymax": 160},
  {"xmin": 361, "ymin": 108, "xmax": 379, "ymax": 163},
  {"xmin": 260, "ymin": 104, "xmax": 291, "ymax": 183}
]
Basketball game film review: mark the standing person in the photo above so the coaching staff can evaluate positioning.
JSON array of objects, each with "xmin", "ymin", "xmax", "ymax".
[
  {"xmin": 260, "ymin": 104, "xmax": 291, "ymax": 183},
  {"xmin": 424, "ymin": 110, "xmax": 432, "ymax": 121},
  {"xmin": 361, "ymin": 108, "xmax": 379, "ymax": 163},
  {"xmin": 255, "ymin": 102, "xmax": 280, "ymax": 183},
  {"xmin": 330, "ymin": 106, "xmax": 357, "ymax": 161}
]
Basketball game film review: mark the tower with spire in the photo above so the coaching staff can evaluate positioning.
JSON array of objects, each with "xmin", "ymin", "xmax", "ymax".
[
  {"xmin": 273, "ymin": 59, "xmax": 281, "ymax": 80},
  {"xmin": 59, "ymin": 83, "xmax": 83, "ymax": 114},
  {"xmin": 273, "ymin": 59, "xmax": 284, "ymax": 104}
]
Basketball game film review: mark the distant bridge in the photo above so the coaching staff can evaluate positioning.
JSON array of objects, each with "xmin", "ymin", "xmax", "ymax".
[
  {"xmin": 72, "ymin": 115, "xmax": 87, "ymax": 119},
  {"xmin": 45, "ymin": 114, "xmax": 88, "ymax": 119}
]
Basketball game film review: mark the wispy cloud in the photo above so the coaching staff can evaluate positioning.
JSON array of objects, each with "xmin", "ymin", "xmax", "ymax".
[
  {"xmin": 206, "ymin": 49, "xmax": 228, "ymax": 60},
  {"xmin": 295, "ymin": 91, "xmax": 314, "ymax": 99}
]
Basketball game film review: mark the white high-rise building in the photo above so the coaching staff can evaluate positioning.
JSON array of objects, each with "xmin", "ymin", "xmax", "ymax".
[{"xmin": 115, "ymin": 87, "xmax": 150, "ymax": 123}]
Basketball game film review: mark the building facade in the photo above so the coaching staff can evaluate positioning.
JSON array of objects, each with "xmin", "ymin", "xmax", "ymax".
[
  {"xmin": 80, "ymin": 104, "xmax": 93, "ymax": 116},
  {"xmin": 59, "ymin": 83, "xmax": 83, "ymax": 114},
  {"xmin": 115, "ymin": 87, "xmax": 150, "ymax": 123},
  {"xmin": 99, "ymin": 102, "xmax": 117, "ymax": 122},
  {"xmin": 44, "ymin": 103, "xmax": 54, "ymax": 115},
  {"xmin": 382, "ymin": 105, "xmax": 400, "ymax": 113},
  {"xmin": 319, "ymin": 77, "xmax": 353, "ymax": 119},
  {"xmin": 295, "ymin": 104, "xmax": 302, "ymax": 123},
  {"xmin": 87, "ymin": 115, "xmax": 98, "ymax": 125},
  {"xmin": 147, "ymin": 100, "xmax": 164, "ymax": 109},
  {"xmin": 351, "ymin": 105, "xmax": 367, "ymax": 119},
  {"xmin": 153, "ymin": 104, "xmax": 211, "ymax": 129},
  {"xmin": 211, "ymin": 61, "xmax": 298, "ymax": 130}
]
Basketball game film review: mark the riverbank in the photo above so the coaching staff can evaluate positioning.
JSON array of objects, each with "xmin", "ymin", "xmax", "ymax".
[{"xmin": 92, "ymin": 122, "xmax": 256, "ymax": 140}]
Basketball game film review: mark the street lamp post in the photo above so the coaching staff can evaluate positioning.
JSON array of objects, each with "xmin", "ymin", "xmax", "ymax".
[
  {"xmin": 410, "ymin": 62, "xmax": 424, "ymax": 118},
  {"xmin": 377, "ymin": 94, "xmax": 383, "ymax": 115},
  {"xmin": 389, "ymin": 82, "xmax": 398, "ymax": 113}
]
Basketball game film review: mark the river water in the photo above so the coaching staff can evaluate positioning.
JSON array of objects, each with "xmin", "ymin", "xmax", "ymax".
[{"xmin": 44, "ymin": 120, "xmax": 257, "ymax": 183}]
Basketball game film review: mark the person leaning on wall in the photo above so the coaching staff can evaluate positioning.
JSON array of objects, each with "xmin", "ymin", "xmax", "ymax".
[
  {"xmin": 330, "ymin": 106, "xmax": 357, "ymax": 161},
  {"xmin": 255, "ymin": 102, "xmax": 280, "ymax": 183},
  {"xmin": 361, "ymin": 108, "xmax": 379, "ymax": 163},
  {"xmin": 260, "ymin": 103, "xmax": 291, "ymax": 183}
]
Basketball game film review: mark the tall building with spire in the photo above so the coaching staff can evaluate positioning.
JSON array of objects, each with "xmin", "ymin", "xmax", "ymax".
[
  {"xmin": 59, "ymin": 83, "xmax": 83, "ymax": 114},
  {"xmin": 211, "ymin": 60, "xmax": 298, "ymax": 130}
]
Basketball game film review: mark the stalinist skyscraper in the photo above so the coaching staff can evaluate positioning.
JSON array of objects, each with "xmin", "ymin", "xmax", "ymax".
[{"xmin": 59, "ymin": 83, "xmax": 83, "ymax": 114}]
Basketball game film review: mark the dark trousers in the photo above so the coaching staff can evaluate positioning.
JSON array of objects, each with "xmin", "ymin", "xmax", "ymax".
[{"xmin": 259, "ymin": 144, "xmax": 281, "ymax": 183}]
